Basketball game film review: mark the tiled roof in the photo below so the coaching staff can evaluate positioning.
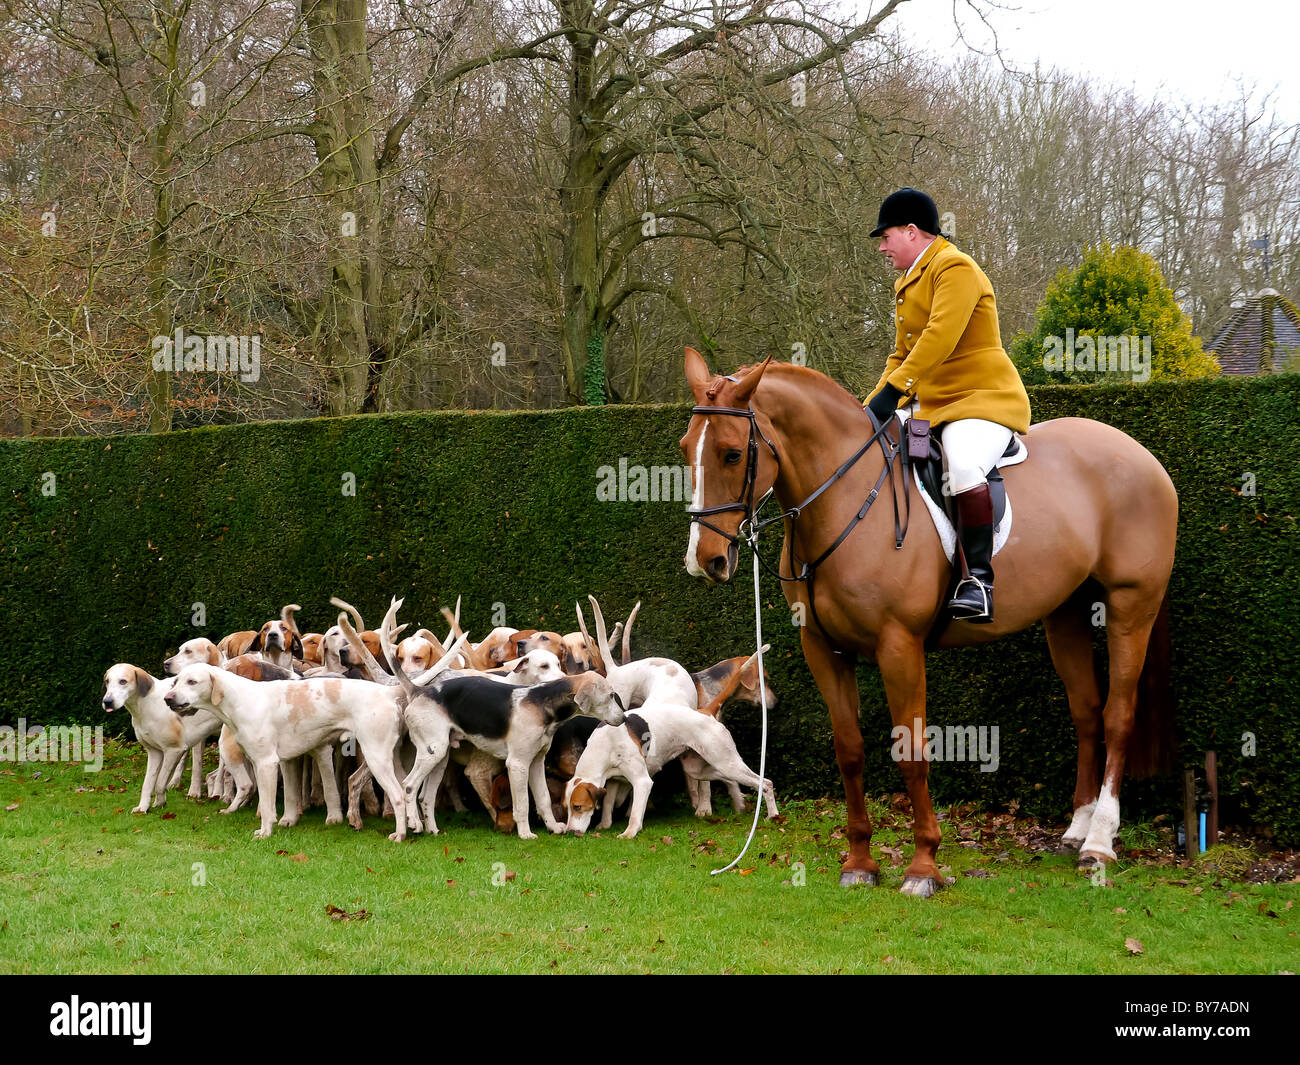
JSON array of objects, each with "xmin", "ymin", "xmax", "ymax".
[{"xmin": 1207, "ymin": 289, "xmax": 1300, "ymax": 374}]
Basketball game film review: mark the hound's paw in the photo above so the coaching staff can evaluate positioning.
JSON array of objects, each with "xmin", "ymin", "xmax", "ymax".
[
  {"xmin": 547, "ymin": 823, "xmax": 566, "ymax": 835},
  {"xmin": 324, "ymin": 814, "xmax": 344, "ymax": 826},
  {"xmin": 187, "ymin": 790, "xmax": 203, "ymax": 801},
  {"xmin": 277, "ymin": 816, "xmax": 299, "ymax": 827},
  {"xmin": 131, "ymin": 805, "xmax": 149, "ymax": 815},
  {"xmin": 347, "ymin": 812, "xmax": 363, "ymax": 831},
  {"xmin": 252, "ymin": 828, "xmax": 273, "ymax": 839},
  {"xmin": 618, "ymin": 828, "xmax": 640, "ymax": 840},
  {"xmin": 387, "ymin": 831, "xmax": 407, "ymax": 843},
  {"xmin": 219, "ymin": 806, "xmax": 236, "ymax": 815},
  {"xmin": 516, "ymin": 829, "xmax": 537, "ymax": 840}
]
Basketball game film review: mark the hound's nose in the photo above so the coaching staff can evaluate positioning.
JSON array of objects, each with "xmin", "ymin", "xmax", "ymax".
[{"xmin": 101, "ymin": 698, "xmax": 113, "ymax": 710}]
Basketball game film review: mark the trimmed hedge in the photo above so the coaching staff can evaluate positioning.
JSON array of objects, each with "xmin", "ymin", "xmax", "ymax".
[{"xmin": 2, "ymin": 376, "xmax": 1297, "ymax": 841}]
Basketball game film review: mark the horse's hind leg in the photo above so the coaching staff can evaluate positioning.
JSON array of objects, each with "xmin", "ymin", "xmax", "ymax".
[
  {"xmin": 801, "ymin": 627, "xmax": 880, "ymax": 888},
  {"xmin": 1079, "ymin": 585, "xmax": 1163, "ymax": 865},
  {"xmin": 1043, "ymin": 597, "xmax": 1105, "ymax": 850}
]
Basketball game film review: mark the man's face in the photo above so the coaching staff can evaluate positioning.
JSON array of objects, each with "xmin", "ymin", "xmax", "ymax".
[{"xmin": 878, "ymin": 224, "xmax": 922, "ymax": 271}]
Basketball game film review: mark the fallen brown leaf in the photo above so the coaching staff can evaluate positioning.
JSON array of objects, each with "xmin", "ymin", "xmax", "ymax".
[
  {"xmin": 324, "ymin": 904, "xmax": 369, "ymax": 922},
  {"xmin": 1125, "ymin": 938, "xmax": 1143, "ymax": 955}
]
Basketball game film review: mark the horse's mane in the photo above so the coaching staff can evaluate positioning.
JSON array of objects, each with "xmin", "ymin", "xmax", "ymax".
[{"xmin": 725, "ymin": 359, "xmax": 863, "ymax": 410}]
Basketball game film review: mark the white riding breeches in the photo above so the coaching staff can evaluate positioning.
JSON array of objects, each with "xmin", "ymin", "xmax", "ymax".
[{"xmin": 940, "ymin": 418, "xmax": 1014, "ymax": 496}]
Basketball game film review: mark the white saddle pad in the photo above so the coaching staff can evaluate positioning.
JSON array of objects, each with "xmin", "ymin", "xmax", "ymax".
[{"xmin": 896, "ymin": 412, "xmax": 1029, "ymax": 563}]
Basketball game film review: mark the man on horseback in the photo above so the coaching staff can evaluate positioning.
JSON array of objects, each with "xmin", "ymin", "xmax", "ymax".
[{"xmin": 863, "ymin": 188, "xmax": 1030, "ymax": 623}]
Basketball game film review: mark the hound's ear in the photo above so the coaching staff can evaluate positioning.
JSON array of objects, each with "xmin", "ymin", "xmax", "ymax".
[
  {"xmin": 132, "ymin": 667, "xmax": 154, "ymax": 697},
  {"xmin": 594, "ymin": 786, "xmax": 608, "ymax": 800},
  {"xmin": 248, "ymin": 631, "xmax": 263, "ymax": 651},
  {"xmin": 509, "ymin": 658, "xmax": 527, "ymax": 674},
  {"xmin": 207, "ymin": 643, "xmax": 220, "ymax": 666},
  {"xmin": 685, "ymin": 346, "xmax": 712, "ymax": 402},
  {"xmin": 208, "ymin": 670, "xmax": 225, "ymax": 707},
  {"xmin": 731, "ymin": 353, "xmax": 774, "ymax": 404},
  {"xmin": 291, "ymin": 633, "xmax": 303, "ymax": 658}
]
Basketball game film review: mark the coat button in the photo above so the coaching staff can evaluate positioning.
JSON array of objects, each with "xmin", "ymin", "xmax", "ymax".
[
  {"xmin": 897, "ymin": 315, "xmax": 903, "ymax": 323},
  {"xmin": 897, "ymin": 297, "xmax": 903, "ymax": 304},
  {"xmin": 906, "ymin": 333, "xmax": 912, "ymax": 340}
]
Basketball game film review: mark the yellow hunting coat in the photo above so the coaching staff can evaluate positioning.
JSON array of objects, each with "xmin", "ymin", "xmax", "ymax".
[{"xmin": 865, "ymin": 237, "xmax": 1030, "ymax": 432}]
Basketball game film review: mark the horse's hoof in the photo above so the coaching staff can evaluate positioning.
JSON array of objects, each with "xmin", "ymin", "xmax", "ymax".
[
  {"xmin": 900, "ymin": 876, "xmax": 942, "ymax": 898},
  {"xmin": 1077, "ymin": 849, "xmax": 1114, "ymax": 868},
  {"xmin": 839, "ymin": 869, "xmax": 878, "ymax": 887},
  {"xmin": 1058, "ymin": 836, "xmax": 1084, "ymax": 852}
]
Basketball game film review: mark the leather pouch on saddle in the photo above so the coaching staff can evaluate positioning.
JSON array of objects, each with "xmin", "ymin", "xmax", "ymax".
[{"xmin": 906, "ymin": 418, "xmax": 930, "ymax": 460}]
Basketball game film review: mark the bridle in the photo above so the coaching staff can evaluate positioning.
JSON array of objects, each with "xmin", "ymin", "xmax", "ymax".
[
  {"xmin": 686, "ymin": 387, "xmax": 913, "ymax": 646},
  {"xmin": 684, "ymin": 402, "xmax": 781, "ymax": 548}
]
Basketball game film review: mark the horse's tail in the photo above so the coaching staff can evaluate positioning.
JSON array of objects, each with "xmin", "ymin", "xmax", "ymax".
[{"xmin": 1125, "ymin": 591, "xmax": 1176, "ymax": 779}]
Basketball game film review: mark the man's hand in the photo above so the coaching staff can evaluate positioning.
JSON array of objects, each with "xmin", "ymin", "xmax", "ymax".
[{"xmin": 865, "ymin": 382, "xmax": 904, "ymax": 425}]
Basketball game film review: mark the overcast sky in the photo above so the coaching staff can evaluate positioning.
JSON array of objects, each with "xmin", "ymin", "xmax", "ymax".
[{"xmin": 876, "ymin": 0, "xmax": 1297, "ymax": 118}]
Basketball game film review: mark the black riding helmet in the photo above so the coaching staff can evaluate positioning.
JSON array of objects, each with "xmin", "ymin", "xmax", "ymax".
[{"xmin": 869, "ymin": 187, "xmax": 941, "ymax": 238}]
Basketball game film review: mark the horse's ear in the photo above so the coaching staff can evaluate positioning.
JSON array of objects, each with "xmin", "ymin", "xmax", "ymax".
[
  {"xmin": 732, "ymin": 354, "xmax": 774, "ymax": 403},
  {"xmin": 685, "ymin": 346, "xmax": 712, "ymax": 401}
]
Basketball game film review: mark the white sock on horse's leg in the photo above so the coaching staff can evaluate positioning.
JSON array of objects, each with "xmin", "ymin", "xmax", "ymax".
[
  {"xmin": 1080, "ymin": 784, "xmax": 1119, "ymax": 860},
  {"xmin": 1062, "ymin": 800, "xmax": 1096, "ymax": 846}
]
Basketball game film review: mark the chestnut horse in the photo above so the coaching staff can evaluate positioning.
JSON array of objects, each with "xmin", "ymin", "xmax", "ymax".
[{"xmin": 680, "ymin": 348, "xmax": 1177, "ymax": 897}]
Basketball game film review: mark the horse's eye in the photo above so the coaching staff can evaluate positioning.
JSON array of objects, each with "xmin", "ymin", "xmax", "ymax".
[{"xmin": 724, "ymin": 449, "xmax": 743, "ymax": 465}]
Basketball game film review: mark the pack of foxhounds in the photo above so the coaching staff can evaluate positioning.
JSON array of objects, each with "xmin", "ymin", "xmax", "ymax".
[{"xmin": 101, "ymin": 597, "xmax": 778, "ymax": 842}]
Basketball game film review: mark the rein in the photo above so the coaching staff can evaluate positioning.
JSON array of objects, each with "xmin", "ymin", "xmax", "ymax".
[{"xmin": 690, "ymin": 394, "xmax": 911, "ymax": 875}]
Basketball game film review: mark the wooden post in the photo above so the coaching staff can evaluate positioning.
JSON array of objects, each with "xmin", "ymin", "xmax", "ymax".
[
  {"xmin": 1183, "ymin": 769, "xmax": 1198, "ymax": 858},
  {"xmin": 1205, "ymin": 751, "xmax": 1219, "ymax": 847}
]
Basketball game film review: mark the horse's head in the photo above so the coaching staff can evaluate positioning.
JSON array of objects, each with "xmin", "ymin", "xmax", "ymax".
[{"xmin": 679, "ymin": 346, "xmax": 778, "ymax": 583}]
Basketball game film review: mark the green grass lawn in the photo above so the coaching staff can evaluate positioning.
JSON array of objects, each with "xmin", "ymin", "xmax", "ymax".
[{"xmin": 1, "ymin": 740, "xmax": 1295, "ymax": 974}]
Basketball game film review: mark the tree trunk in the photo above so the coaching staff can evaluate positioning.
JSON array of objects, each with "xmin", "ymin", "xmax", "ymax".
[
  {"xmin": 304, "ymin": 0, "xmax": 384, "ymax": 415},
  {"xmin": 558, "ymin": 0, "xmax": 605, "ymax": 405}
]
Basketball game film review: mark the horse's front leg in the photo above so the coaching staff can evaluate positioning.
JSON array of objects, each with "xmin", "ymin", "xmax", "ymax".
[
  {"xmin": 801, "ymin": 626, "xmax": 880, "ymax": 887},
  {"xmin": 877, "ymin": 623, "xmax": 944, "ymax": 898}
]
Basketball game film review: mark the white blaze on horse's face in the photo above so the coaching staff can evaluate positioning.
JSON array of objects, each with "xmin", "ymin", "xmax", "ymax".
[{"xmin": 684, "ymin": 417, "xmax": 709, "ymax": 578}]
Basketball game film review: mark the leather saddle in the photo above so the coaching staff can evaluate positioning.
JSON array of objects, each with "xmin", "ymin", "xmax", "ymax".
[{"xmin": 903, "ymin": 417, "xmax": 1018, "ymax": 528}]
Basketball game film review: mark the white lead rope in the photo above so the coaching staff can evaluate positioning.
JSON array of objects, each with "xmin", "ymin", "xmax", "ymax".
[{"xmin": 710, "ymin": 539, "xmax": 770, "ymax": 876}]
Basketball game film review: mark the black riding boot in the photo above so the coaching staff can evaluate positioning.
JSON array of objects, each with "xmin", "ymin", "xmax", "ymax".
[{"xmin": 949, "ymin": 483, "xmax": 995, "ymax": 623}]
